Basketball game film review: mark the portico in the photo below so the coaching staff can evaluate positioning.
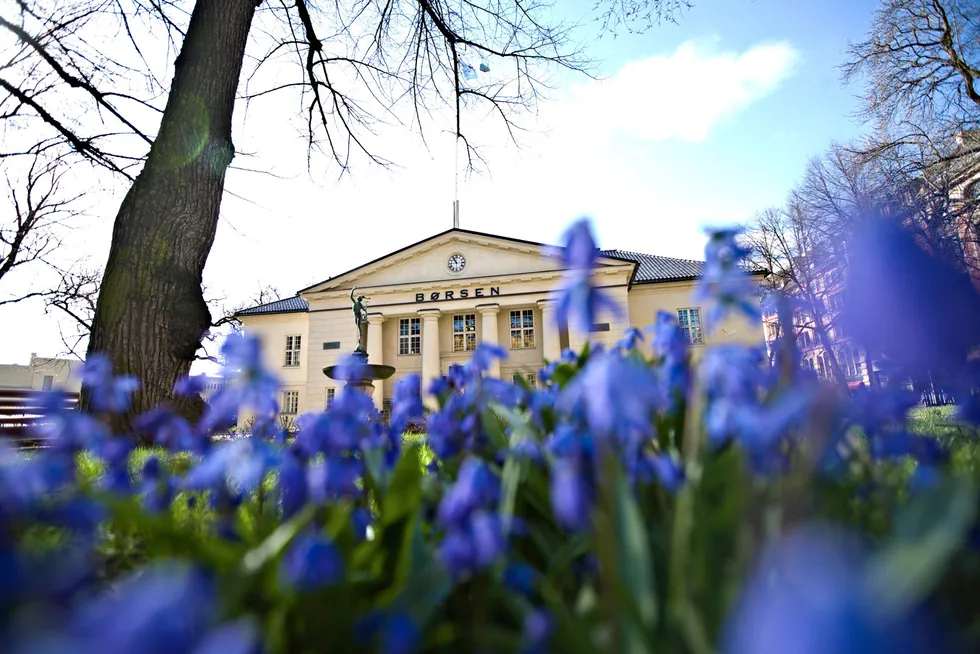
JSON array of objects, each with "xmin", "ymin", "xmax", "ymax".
[{"xmin": 234, "ymin": 226, "xmax": 765, "ymax": 421}]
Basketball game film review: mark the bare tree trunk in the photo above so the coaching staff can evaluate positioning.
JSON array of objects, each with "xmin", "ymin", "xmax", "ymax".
[
  {"xmin": 811, "ymin": 318, "xmax": 849, "ymax": 393},
  {"xmin": 86, "ymin": 1, "xmax": 257, "ymax": 435}
]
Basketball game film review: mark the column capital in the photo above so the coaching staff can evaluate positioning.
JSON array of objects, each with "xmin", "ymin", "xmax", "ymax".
[
  {"xmin": 418, "ymin": 308, "xmax": 441, "ymax": 319},
  {"xmin": 476, "ymin": 303, "xmax": 500, "ymax": 316},
  {"xmin": 536, "ymin": 298, "xmax": 556, "ymax": 310},
  {"xmin": 367, "ymin": 312, "xmax": 385, "ymax": 325}
]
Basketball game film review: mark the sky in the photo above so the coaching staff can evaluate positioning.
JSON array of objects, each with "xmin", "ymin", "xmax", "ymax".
[{"xmin": 0, "ymin": 0, "xmax": 881, "ymax": 371}]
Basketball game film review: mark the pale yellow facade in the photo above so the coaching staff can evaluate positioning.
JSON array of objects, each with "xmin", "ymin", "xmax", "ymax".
[{"xmin": 237, "ymin": 229, "xmax": 765, "ymax": 419}]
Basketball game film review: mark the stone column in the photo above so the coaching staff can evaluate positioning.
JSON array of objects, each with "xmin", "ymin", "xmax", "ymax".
[
  {"xmin": 419, "ymin": 309, "xmax": 441, "ymax": 407},
  {"xmin": 537, "ymin": 299, "xmax": 561, "ymax": 363},
  {"xmin": 567, "ymin": 320, "xmax": 589, "ymax": 356},
  {"xmin": 477, "ymin": 304, "xmax": 501, "ymax": 378},
  {"xmin": 367, "ymin": 313, "xmax": 385, "ymax": 410}
]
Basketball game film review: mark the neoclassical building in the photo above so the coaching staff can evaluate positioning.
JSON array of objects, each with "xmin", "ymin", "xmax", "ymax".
[{"xmin": 236, "ymin": 228, "xmax": 765, "ymax": 416}]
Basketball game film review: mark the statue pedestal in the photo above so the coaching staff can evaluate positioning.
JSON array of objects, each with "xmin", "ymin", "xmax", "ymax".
[
  {"xmin": 323, "ymin": 350, "xmax": 395, "ymax": 400},
  {"xmin": 345, "ymin": 378, "xmax": 376, "ymax": 396}
]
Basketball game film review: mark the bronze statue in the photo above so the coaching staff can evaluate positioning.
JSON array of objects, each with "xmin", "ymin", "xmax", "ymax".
[{"xmin": 350, "ymin": 287, "xmax": 369, "ymax": 353}]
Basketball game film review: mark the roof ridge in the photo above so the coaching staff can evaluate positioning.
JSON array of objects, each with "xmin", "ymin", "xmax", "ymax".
[{"xmin": 605, "ymin": 248, "xmax": 705, "ymax": 264}]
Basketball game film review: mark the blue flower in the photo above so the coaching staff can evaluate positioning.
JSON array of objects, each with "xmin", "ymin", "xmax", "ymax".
[
  {"xmin": 437, "ymin": 457, "xmax": 500, "ymax": 527},
  {"xmin": 174, "ymin": 374, "xmax": 210, "ymax": 398},
  {"xmin": 390, "ymin": 374, "xmax": 424, "ymax": 433},
  {"xmin": 550, "ymin": 460, "xmax": 591, "ymax": 532},
  {"xmin": 277, "ymin": 449, "xmax": 308, "ymax": 520},
  {"xmin": 695, "ymin": 228, "xmax": 760, "ymax": 325},
  {"xmin": 552, "ymin": 218, "xmax": 621, "ymax": 334},
  {"xmin": 638, "ymin": 452, "xmax": 685, "ymax": 491},
  {"xmin": 503, "ymin": 562, "xmax": 540, "ymax": 596},
  {"xmin": 352, "ymin": 507, "xmax": 372, "ymax": 542},
  {"xmin": 99, "ymin": 438, "xmax": 133, "ymax": 494},
  {"xmin": 843, "ymin": 220, "xmax": 980, "ymax": 375},
  {"xmin": 557, "ymin": 351, "xmax": 662, "ymax": 440},
  {"xmin": 617, "ymin": 327, "xmax": 645, "ymax": 352},
  {"xmin": 380, "ymin": 612, "xmax": 421, "ymax": 654},
  {"xmin": 470, "ymin": 342, "xmax": 508, "ymax": 374},
  {"xmin": 191, "ymin": 618, "xmax": 261, "ymax": 654},
  {"xmin": 200, "ymin": 334, "xmax": 281, "ymax": 432},
  {"xmin": 468, "ymin": 510, "xmax": 506, "ymax": 567},
  {"xmin": 32, "ymin": 390, "xmax": 110, "ymax": 451},
  {"xmin": 522, "ymin": 609, "xmax": 553, "ymax": 654},
  {"xmin": 182, "ymin": 437, "xmax": 280, "ymax": 494},
  {"xmin": 307, "ymin": 457, "xmax": 362, "ymax": 502},
  {"xmin": 66, "ymin": 561, "xmax": 217, "ymax": 654},
  {"xmin": 135, "ymin": 407, "xmax": 203, "ymax": 453},
  {"xmin": 80, "ymin": 353, "xmax": 140, "ymax": 414},
  {"xmin": 140, "ymin": 455, "xmax": 173, "ymax": 514},
  {"xmin": 437, "ymin": 511, "xmax": 508, "ymax": 577},
  {"xmin": 723, "ymin": 525, "xmax": 942, "ymax": 654},
  {"xmin": 280, "ymin": 531, "xmax": 345, "ymax": 591},
  {"xmin": 355, "ymin": 612, "xmax": 420, "ymax": 654}
]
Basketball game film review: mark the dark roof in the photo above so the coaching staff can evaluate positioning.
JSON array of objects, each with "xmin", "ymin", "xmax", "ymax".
[
  {"xmin": 600, "ymin": 249, "xmax": 705, "ymax": 284},
  {"xmin": 235, "ymin": 296, "xmax": 309, "ymax": 316}
]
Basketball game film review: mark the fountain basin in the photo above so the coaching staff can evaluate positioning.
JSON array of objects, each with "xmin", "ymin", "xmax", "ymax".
[{"xmin": 322, "ymin": 363, "xmax": 396, "ymax": 382}]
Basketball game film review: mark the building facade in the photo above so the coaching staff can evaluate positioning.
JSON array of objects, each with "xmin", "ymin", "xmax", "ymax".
[
  {"xmin": 236, "ymin": 228, "xmax": 766, "ymax": 418},
  {"xmin": 0, "ymin": 354, "xmax": 82, "ymax": 391}
]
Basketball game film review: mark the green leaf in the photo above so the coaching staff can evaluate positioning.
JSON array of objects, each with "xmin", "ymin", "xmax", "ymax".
[
  {"xmin": 382, "ymin": 445, "xmax": 424, "ymax": 526},
  {"xmin": 596, "ymin": 458, "xmax": 658, "ymax": 654},
  {"xmin": 868, "ymin": 475, "xmax": 976, "ymax": 613},
  {"xmin": 480, "ymin": 408, "xmax": 510, "ymax": 451},
  {"xmin": 241, "ymin": 504, "xmax": 316, "ymax": 575}
]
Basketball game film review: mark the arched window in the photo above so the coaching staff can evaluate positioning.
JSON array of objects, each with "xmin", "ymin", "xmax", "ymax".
[
  {"xmin": 821, "ymin": 352, "xmax": 833, "ymax": 380},
  {"xmin": 815, "ymin": 354, "xmax": 826, "ymax": 380}
]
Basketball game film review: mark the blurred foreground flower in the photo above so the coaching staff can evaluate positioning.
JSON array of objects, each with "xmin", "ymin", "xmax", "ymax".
[{"xmin": 724, "ymin": 526, "xmax": 948, "ymax": 654}]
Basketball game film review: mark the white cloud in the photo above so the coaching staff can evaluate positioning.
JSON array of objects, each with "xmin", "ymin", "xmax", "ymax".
[{"xmin": 558, "ymin": 38, "xmax": 800, "ymax": 143}]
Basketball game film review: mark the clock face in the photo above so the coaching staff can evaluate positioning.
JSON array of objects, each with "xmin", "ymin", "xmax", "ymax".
[{"xmin": 448, "ymin": 253, "xmax": 466, "ymax": 273}]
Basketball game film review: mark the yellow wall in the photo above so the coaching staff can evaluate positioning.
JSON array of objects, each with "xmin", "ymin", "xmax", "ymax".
[{"xmin": 626, "ymin": 281, "xmax": 765, "ymax": 360}]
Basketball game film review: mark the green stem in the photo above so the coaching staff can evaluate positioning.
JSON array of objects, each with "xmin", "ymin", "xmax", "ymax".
[{"xmin": 668, "ymin": 376, "xmax": 705, "ymax": 644}]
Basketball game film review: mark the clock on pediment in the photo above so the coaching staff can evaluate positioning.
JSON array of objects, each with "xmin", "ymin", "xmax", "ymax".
[{"xmin": 447, "ymin": 252, "xmax": 467, "ymax": 274}]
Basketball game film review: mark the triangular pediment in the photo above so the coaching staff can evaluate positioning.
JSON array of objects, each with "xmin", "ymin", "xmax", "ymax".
[{"xmin": 299, "ymin": 228, "xmax": 633, "ymax": 294}]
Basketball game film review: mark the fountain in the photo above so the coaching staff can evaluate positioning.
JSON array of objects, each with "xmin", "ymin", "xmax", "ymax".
[{"xmin": 322, "ymin": 287, "xmax": 395, "ymax": 396}]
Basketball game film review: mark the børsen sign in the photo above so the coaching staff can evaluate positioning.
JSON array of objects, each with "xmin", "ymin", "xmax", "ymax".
[{"xmin": 415, "ymin": 287, "xmax": 500, "ymax": 302}]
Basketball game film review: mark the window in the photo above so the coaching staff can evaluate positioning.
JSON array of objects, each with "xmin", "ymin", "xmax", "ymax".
[
  {"xmin": 677, "ymin": 308, "xmax": 703, "ymax": 345},
  {"xmin": 510, "ymin": 309, "xmax": 535, "ymax": 349},
  {"xmin": 798, "ymin": 329, "xmax": 812, "ymax": 348},
  {"xmin": 399, "ymin": 318, "xmax": 421, "ymax": 355},
  {"xmin": 326, "ymin": 388, "xmax": 335, "ymax": 409},
  {"xmin": 453, "ymin": 313, "xmax": 477, "ymax": 352},
  {"xmin": 41, "ymin": 375, "xmax": 54, "ymax": 390},
  {"xmin": 282, "ymin": 390, "xmax": 299, "ymax": 415},
  {"xmin": 512, "ymin": 372, "xmax": 537, "ymax": 387},
  {"xmin": 284, "ymin": 335, "xmax": 302, "ymax": 367}
]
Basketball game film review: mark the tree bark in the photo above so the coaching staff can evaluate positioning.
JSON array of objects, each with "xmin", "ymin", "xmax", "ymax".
[{"xmin": 86, "ymin": 1, "xmax": 258, "ymax": 436}]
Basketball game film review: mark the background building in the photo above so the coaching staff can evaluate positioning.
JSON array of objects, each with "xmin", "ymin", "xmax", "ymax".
[
  {"xmin": 0, "ymin": 353, "xmax": 82, "ymax": 391},
  {"xmin": 235, "ymin": 227, "xmax": 766, "ymax": 419}
]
